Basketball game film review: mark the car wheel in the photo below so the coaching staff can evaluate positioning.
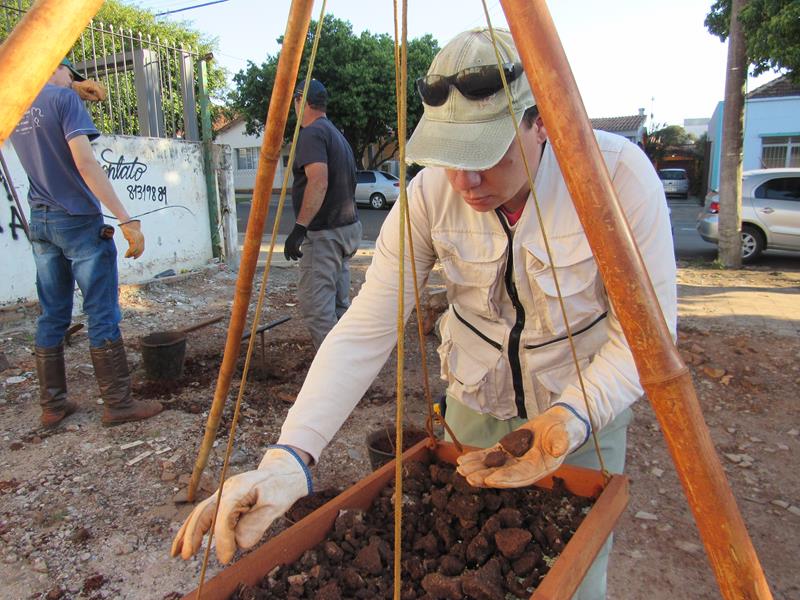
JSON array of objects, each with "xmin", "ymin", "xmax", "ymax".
[
  {"xmin": 741, "ymin": 224, "xmax": 765, "ymax": 262},
  {"xmin": 369, "ymin": 193, "xmax": 387, "ymax": 210}
]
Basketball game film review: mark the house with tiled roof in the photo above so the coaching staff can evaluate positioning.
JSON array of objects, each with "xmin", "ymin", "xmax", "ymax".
[
  {"xmin": 707, "ymin": 74, "xmax": 800, "ymax": 191},
  {"xmin": 590, "ymin": 109, "xmax": 647, "ymax": 145}
]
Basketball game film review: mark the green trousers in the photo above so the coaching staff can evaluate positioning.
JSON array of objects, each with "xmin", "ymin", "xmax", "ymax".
[{"xmin": 444, "ymin": 398, "xmax": 633, "ymax": 600}]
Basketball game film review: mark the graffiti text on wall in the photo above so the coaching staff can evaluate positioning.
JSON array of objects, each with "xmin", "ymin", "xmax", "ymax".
[
  {"xmin": 126, "ymin": 184, "xmax": 168, "ymax": 204},
  {"xmin": 100, "ymin": 149, "xmax": 148, "ymax": 182},
  {"xmin": 100, "ymin": 149, "xmax": 168, "ymax": 205},
  {"xmin": 0, "ymin": 170, "xmax": 26, "ymax": 242}
]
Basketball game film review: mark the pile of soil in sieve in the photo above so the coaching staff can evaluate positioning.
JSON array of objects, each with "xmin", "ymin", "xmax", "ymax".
[{"xmin": 232, "ymin": 455, "xmax": 595, "ymax": 600}]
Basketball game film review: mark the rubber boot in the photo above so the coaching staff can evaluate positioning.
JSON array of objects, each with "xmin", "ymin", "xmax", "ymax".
[
  {"xmin": 90, "ymin": 338, "xmax": 162, "ymax": 427},
  {"xmin": 35, "ymin": 345, "xmax": 78, "ymax": 428}
]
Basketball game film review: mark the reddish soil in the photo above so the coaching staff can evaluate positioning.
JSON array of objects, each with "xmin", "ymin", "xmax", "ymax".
[{"xmin": 235, "ymin": 460, "xmax": 592, "ymax": 600}]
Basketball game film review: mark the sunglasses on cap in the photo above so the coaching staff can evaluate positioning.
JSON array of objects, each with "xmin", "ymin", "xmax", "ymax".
[{"xmin": 416, "ymin": 62, "xmax": 523, "ymax": 107}]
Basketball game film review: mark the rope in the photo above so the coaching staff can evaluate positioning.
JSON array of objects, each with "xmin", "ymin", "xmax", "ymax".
[
  {"xmin": 391, "ymin": 3, "xmax": 407, "ymax": 598},
  {"xmin": 481, "ymin": 2, "xmax": 610, "ymax": 482},
  {"xmin": 194, "ymin": 3, "xmax": 328, "ymax": 597}
]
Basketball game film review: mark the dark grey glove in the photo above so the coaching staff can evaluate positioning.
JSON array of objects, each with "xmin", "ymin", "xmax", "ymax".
[{"xmin": 284, "ymin": 223, "xmax": 307, "ymax": 260}]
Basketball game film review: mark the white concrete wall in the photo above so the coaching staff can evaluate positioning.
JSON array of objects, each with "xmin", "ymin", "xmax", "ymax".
[
  {"xmin": 215, "ymin": 120, "xmax": 289, "ymax": 192},
  {"xmin": 0, "ymin": 135, "xmax": 213, "ymax": 305}
]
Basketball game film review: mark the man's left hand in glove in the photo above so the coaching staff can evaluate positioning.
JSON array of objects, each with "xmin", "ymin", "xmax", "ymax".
[
  {"xmin": 284, "ymin": 223, "xmax": 307, "ymax": 260},
  {"xmin": 119, "ymin": 220, "xmax": 145, "ymax": 259},
  {"xmin": 73, "ymin": 79, "xmax": 107, "ymax": 102},
  {"xmin": 456, "ymin": 405, "xmax": 589, "ymax": 488}
]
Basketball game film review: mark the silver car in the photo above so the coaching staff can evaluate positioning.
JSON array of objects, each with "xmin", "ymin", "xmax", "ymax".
[
  {"xmin": 658, "ymin": 168, "xmax": 690, "ymax": 199},
  {"xmin": 696, "ymin": 168, "xmax": 800, "ymax": 261},
  {"xmin": 355, "ymin": 170, "xmax": 400, "ymax": 210}
]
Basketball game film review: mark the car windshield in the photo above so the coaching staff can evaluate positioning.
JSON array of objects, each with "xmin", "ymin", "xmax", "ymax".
[{"xmin": 659, "ymin": 170, "xmax": 687, "ymax": 180}]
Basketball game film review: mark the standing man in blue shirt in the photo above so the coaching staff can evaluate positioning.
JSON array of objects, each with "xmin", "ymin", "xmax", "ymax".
[
  {"xmin": 10, "ymin": 59, "xmax": 162, "ymax": 427},
  {"xmin": 284, "ymin": 79, "xmax": 362, "ymax": 350}
]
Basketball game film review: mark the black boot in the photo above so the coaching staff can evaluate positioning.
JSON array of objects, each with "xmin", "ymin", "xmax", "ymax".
[
  {"xmin": 35, "ymin": 345, "xmax": 78, "ymax": 427},
  {"xmin": 90, "ymin": 338, "xmax": 162, "ymax": 426}
]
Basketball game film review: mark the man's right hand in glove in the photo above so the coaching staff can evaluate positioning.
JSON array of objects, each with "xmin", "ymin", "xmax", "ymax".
[
  {"xmin": 283, "ymin": 223, "xmax": 307, "ymax": 260},
  {"xmin": 119, "ymin": 220, "xmax": 145, "ymax": 259},
  {"xmin": 72, "ymin": 79, "xmax": 107, "ymax": 102},
  {"xmin": 170, "ymin": 446, "xmax": 312, "ymax": 564}
]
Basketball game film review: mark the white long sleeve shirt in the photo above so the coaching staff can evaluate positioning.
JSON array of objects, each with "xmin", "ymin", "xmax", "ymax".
[{"xmin": 278, "ymin": 130, "xmax": 677, "ymax": 462}]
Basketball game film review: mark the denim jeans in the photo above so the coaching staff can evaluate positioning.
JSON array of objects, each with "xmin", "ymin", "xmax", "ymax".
[{"xmin": 29, "ymin": 205, "xmax": 122, "ymax": 348}]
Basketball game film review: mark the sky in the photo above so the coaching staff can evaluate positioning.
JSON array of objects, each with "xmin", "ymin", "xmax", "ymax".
[{"xmin": 128, "ymin": 0, "xmax": 784, "ymax": 128}]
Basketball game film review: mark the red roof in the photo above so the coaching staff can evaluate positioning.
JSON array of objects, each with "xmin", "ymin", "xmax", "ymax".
[
  {"xmin": 747, "ymin": 75, "xmax": 800, "ymax": 99},
  {"xmin": 590, "ymin": 114, "xmax": 647, "ymax": 133}
]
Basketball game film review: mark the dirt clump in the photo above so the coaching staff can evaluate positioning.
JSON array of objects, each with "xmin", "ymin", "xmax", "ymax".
[
  {"xmin": 483, "ymin": 449, "xmax": 507, "ymax": 468},
  {"xmin": 499, "ymin": 428, "xmax": 533, "ymax": 457},
  {"xmin": 232, "ymin": 457, "xmax": 593, "ymax": 599}
]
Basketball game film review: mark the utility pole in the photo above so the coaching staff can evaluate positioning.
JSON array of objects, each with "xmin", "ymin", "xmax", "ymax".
[{"xmin": 718, "ymin": 0, "xmax": 748, "ymax": 268}]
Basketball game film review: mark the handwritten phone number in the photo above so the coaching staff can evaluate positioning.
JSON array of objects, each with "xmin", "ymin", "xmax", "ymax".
[{"xmin": 127, "ymin": 184, "xmax": 167, "ymax": 204}]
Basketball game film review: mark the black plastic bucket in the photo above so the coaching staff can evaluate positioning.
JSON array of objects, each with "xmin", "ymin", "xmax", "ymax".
[
  {"xmin": 141, "ymin": 330, "xmax": 187, "ymax": 380},
  {"xmin": 365, "ymin": 425, "xmax": 428, "ymax": 470}
]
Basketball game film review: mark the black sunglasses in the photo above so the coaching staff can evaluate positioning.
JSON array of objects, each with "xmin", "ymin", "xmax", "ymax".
[{"xmin": 416, "ymin": 62, "xmax": 523, "ymax": 107}]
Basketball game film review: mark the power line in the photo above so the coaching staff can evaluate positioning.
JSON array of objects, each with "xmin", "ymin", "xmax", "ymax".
[{"xmin": 155, "ymin": 0, "xmax": 230, "ymax": 16}]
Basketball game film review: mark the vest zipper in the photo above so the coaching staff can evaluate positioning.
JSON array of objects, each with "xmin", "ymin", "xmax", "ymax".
[
  {"xmin": 525, "ymin": 311, "xmax": 608, "ymax": 349},
  {"xmin": 495, "ymin": 209, "xmax": 527, "ymax": 419},
  {"xmin": 452, "ymin": 306, "xmax": 503, "ymax": 351}
]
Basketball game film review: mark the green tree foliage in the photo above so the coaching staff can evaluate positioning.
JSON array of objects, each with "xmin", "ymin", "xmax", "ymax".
[
  {"xmin": 228, "ymin": 15, "xmax": 439, "ymax": 169},
  {"xmin": 644, "ymin": 125, "xmax": 696, "ymax": 164},
  {"xmin": 706, "ymin": 0, "xmax": 799, "ymax": 80}
]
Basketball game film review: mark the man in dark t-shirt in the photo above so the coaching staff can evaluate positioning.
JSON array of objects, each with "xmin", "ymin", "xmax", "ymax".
[
  {"xmin": 285, "ymin": 79, "xmax": 362, "ymax": 349},
  {"xmin": 10, "ymin": 59, "xmax": 162, "ymax": 427}
]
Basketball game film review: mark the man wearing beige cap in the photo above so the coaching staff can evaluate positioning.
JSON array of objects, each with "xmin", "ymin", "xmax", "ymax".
[{"xmin": 173, "ymin": 27, "xmax": 676, "ymax": 599}]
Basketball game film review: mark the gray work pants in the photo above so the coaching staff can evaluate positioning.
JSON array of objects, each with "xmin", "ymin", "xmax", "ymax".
[
  {"xmin": 445, "ymin": 398, "xmax": 633, "ymax": 600},
  {"xmin": 298, "ymin": 220, "xmax": 362, "ymax": 349}
]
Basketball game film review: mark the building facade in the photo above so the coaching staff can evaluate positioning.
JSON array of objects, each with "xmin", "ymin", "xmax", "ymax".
[{"xmin": 707, "ymin": 75, "xmax": 800, "ymax": 191}]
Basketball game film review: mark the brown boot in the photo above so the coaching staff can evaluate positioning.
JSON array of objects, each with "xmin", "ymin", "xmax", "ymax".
[
  {"xmin": 90, "ymin": 338, "xmax": 163, "ymax": 427},
  {"xmin": 35, "ymin": 345, "xmax": 78, "ymax": 428}
]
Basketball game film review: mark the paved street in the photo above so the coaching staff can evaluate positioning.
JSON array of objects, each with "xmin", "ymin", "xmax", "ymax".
[{"xmin": 235, "ymin": 193, "xmax": 798, "ymax": 269}]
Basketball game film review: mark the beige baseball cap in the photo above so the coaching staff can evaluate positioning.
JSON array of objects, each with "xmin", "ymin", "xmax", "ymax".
[{"xmin": 405, "ymin": 28, "xmax": 535, "ymax": 171}]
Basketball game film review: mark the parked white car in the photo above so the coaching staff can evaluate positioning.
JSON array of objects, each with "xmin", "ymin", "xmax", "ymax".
[
  {"xmin": 355, "ymin": 170, "xmax": 400, "ymax": 209},
  {"xmin": 658, "ymin": 168, "xmax": 690, "ymax": 199},
  {"xmin": 696, "ymin": 168, "xmax": 800, "ymax": 261}
]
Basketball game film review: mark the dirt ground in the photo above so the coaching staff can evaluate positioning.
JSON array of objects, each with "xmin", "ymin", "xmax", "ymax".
[{"xmin": 0, "ymin": 254, "xmax": 798, "ymax": 600}]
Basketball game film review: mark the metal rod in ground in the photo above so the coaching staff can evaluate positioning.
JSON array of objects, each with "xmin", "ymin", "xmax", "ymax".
[
  {"xmin": 0, "ymin": 148, "xmax": 29, "ymax": 240},
  {"xmin": 499, "ymin": 1, "xmax": 771, "ymax": 598}
]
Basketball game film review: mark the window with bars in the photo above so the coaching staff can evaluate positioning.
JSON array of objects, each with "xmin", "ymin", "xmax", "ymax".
[
  {"xmin": 236, "ymin": 147, "xmax": 260, "ymax": 170},
  {"xmin": 761, "ymin": 136, "xmax": 800, "ymax": 169}
]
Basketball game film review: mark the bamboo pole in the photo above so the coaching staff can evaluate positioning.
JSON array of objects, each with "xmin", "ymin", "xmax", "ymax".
[
  {"xmin": 0, "ymin": 0, "xmax": 104, "ymax": 146},
  {"xmin": 186, "ymin": 0, "xmax": 315, "ymax": 502},
  {"xmin": 499, "ymin": 1, "xmax": 771, "ymax": 598}
]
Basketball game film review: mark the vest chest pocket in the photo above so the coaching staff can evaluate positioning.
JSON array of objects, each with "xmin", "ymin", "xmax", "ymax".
[
  {"xmin": 523, "ymin": 235, "xmax": 607, "ymax": 335},
  {"xmin": 433, "ymin": 231, "xmax": 506, "ymax": 321}
]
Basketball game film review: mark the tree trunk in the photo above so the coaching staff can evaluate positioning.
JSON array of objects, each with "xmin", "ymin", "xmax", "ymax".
[{"xmin": 718, "ymin": 0, "xmax": 748, "ymax": 268}]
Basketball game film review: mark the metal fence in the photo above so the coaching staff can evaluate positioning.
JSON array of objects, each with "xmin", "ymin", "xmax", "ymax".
[{"xmin": 0, "ymin": 2, "xmax": 201, "ymax": 140}]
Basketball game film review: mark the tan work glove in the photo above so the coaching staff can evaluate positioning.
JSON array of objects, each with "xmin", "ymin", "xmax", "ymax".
[
  {"xmin": 456, "ymin": 405, "xmax": 588, "ymax": 488},
  {"xmin": 72, "ymin": 79, "xmax": 107, "ymax": 102},
  {"xmin": 171, "ymin": 446, "xmax": 312, "ymax": 564},
  {"xmin": 118, "ymin": 220, "xmax": 144, "ymax": 259}
]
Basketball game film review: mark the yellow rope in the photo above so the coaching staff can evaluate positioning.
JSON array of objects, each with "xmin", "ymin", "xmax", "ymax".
[
  {"xmin": 481, "ymin": 2, "xmax": 609, "ymax": 482},
  {"xmin": 194, "ymin": 3, "xmax": 328, "ymax": 597},
  {"xmin": 391, "ymin": 2, "xmax": 408, "ymax": 598}
]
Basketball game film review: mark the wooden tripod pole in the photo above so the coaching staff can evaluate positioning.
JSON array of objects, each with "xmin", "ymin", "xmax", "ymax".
[
  {"xmin": 0, "ymin": 0, "xmax": 104, "ymax": 146},
  {"xmin": 499, "ymin": 1, "xmax": 771, "ymax": 598},
  {"xmin": 186, "ymin": 0, "xmax": 315, "ymax": 502}
]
